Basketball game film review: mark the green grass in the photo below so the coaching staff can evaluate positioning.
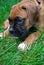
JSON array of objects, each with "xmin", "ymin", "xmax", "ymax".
[{"xmin": 0, "ymin": 0, "xmax": 44, "ymax": 65}]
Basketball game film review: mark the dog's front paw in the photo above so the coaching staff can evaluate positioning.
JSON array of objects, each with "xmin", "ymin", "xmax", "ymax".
[
  {"xmin": 18, "ymin": 42, "xmax": 28, "ymax": 51},
  {"xmin": 0, "ymin": 33, "xmax": 3, "ymax": 38}
]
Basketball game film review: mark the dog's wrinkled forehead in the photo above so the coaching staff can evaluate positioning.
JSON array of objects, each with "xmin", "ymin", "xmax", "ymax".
[
  {"xmin": 9, "ymin": 3, "xmax": 28, "ymax": 20},
  {"xmin": 9, "ymin": 0, "xmax": 39, "ymax": 22}
]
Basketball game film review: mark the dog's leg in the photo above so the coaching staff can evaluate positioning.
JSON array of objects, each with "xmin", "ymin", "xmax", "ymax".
[
  {"xmin": 4, "ymin": 19, "xmax": 10, "ymax": 29},
  {"xmin": 3, "ymin": 28, "xmax": 10, "ymax": 37},
  {"xmin": 0, "ymin": 27, "xmax": 10, "ymax": 38},
  {"xmin": 18, "ymin": 32, "xmax": 40, "ymax": 51},
  {"xmin": 0, "ymin": 19, "xmax": 10, "ymax": 38}
]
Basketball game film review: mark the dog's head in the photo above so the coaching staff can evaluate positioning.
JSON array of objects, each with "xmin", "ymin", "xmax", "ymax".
[{"xmin": 8, "ymin": 0, "xmax": 39, "ymax": 38}]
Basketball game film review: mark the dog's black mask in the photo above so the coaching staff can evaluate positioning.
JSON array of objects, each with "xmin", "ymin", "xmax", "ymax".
[{"xmin": 8, "ymin": 17, "xmax": 29, "ymax": 38}]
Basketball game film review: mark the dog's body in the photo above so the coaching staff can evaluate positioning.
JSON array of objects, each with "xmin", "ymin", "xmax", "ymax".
[{"xmin": 0, "ymin": 0, "xmax": 44, "ymax": 51}]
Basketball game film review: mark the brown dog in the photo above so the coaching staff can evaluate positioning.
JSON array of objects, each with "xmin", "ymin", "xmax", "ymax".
[{"xmin": 0, "ymin": 0, "xmax": 44, "ymax": 51}]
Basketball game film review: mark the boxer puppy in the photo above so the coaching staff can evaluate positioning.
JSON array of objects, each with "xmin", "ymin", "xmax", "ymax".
[{"xmin": 0, "ymin": 0, "xmax": 44, "ymax": 51}]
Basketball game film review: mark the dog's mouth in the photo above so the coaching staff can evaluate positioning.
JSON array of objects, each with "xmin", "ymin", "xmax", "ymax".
[
  {"xmin": 9, "ymin": 23, "xmax": 38, "ymax": 39},
  {"xmin": 9, "ymin": 25, "xmax": 29, "ymax": 38},
  {"xmin": 8, "ymin": 17, "xmax": 29, "ymax": 38}
]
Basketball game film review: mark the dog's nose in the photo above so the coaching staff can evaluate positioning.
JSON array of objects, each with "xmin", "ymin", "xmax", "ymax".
[
  {"xmin": 9, "ymin": 27, "xmax": 13, "ymax": 32},
  {"xmin": 9, "ymin": 26, "xmax": 14, "ymax": 33}
]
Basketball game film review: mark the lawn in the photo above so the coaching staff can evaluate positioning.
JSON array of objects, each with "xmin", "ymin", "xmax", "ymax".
[{"xmin": 0, "ymin": 0, "xmax": 44, "ymax": 65}]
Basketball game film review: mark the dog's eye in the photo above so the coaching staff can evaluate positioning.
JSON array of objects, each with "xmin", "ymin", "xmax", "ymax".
[
  {"xmin": 22, "ymin": 6, "xmax": 26, "ymax": 10},
  {"xmin": 8, "ymin": 17, "xmax": 12, "ymax": 22},
  {"xmin": 36, "ymin": 0, "xmax": 40, "ymax": 4},
  {"xmin": 8, "ymin": 17, "xmax": 13, "ymax": 24},
  {"xmin": 14, "ymin": 17, "xmax": 19, "ymax": 21},
  {"xmin": 14, "ymin": 17, "xmax": 22, "ymax": 22},
  {"xmin": 14, "ymin": 16, "xmax": 25, "ymax": 25}
]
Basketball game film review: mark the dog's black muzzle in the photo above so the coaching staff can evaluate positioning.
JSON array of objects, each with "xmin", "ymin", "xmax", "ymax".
[
  {"xmin": 9, "ymin": 24, "xmax": 29, "ymax": 38},
  {"xmin": 9, "ymin": 17, "xmax": 29, "ymax": 38}
]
